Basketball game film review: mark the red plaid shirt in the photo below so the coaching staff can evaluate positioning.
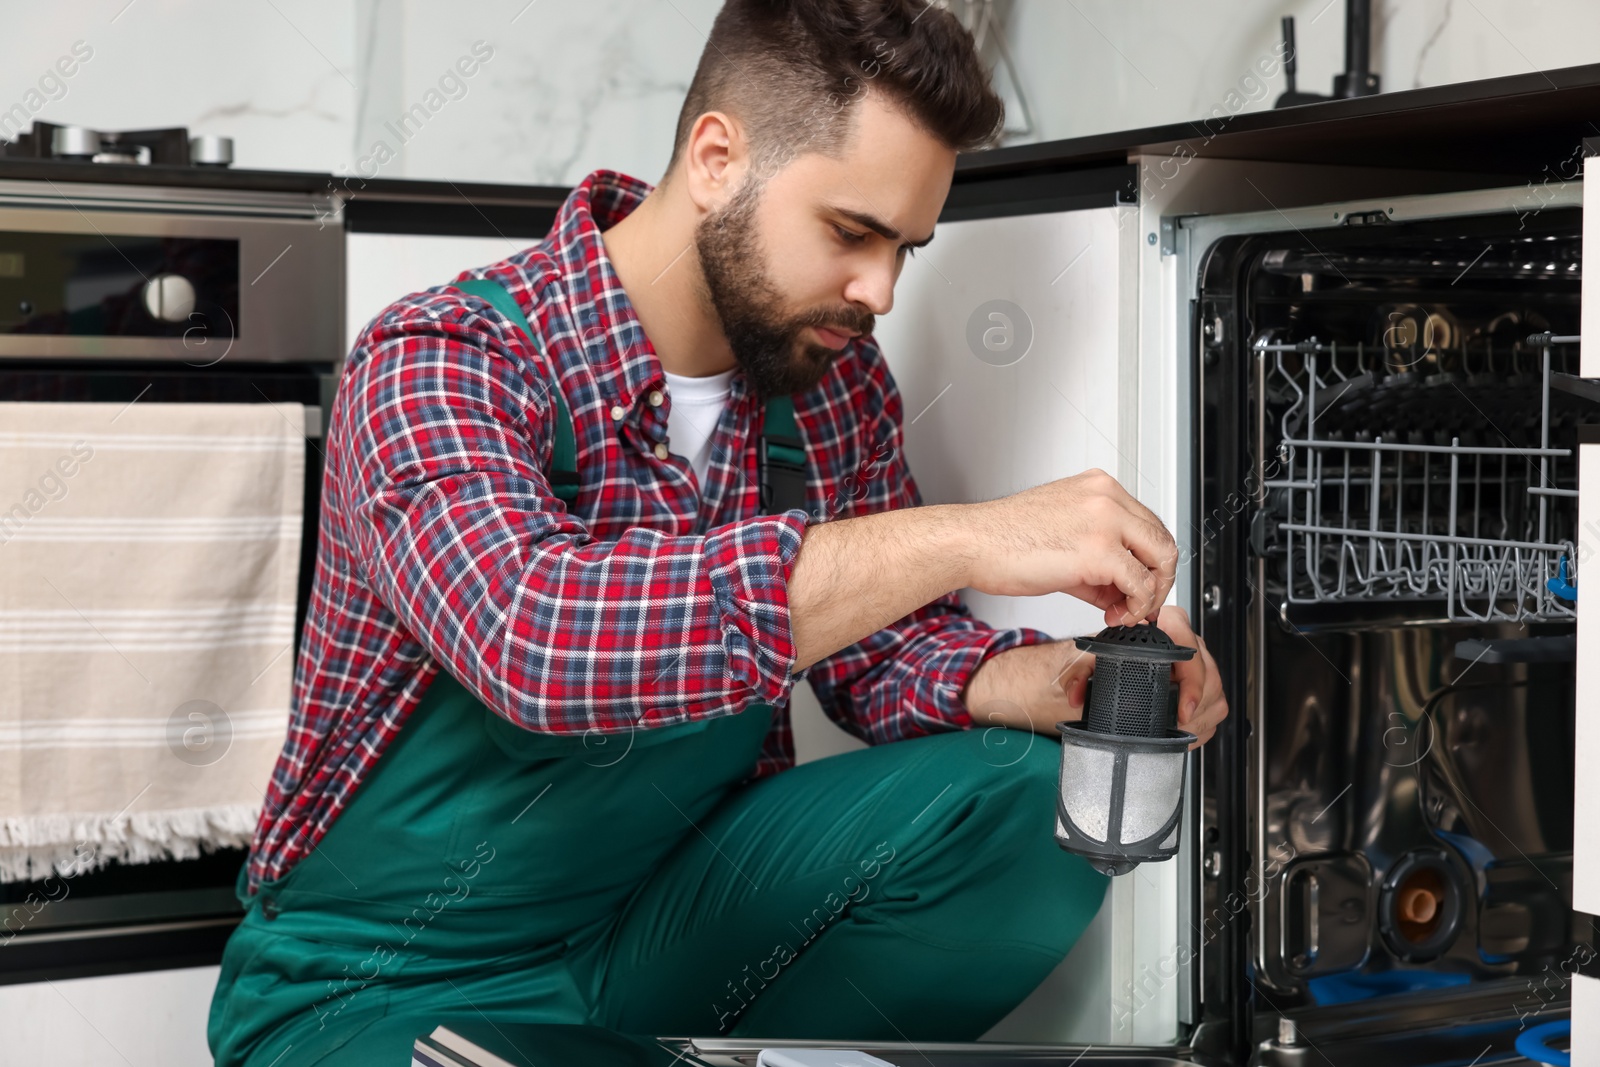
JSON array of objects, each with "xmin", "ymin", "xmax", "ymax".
[{"xmin": 247, "ymin": 169, "xmax": 1053, "ymax": 893}]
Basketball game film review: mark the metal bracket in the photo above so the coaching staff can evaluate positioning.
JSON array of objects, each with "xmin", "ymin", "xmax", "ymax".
[
  {"xmin": 1340, "ymin": 208, "xmax": 1391, "ymax": 227},
  {"xmin": 1160, "ymin": 216, "xmax": 1179, "ymax": 256}
]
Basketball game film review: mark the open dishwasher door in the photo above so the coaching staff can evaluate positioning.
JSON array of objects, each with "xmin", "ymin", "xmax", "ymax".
[{"xmin": 1572, "ymin": 144, "xmax": 1600, "ymax": 1067}]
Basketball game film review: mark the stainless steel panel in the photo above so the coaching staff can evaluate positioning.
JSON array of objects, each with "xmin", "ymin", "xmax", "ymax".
[
  {"xmin": 0, "ymin": 177, "xmax": 339, "ymax": 219},
  {"xmin": 1253, "ymin": 621, "xmax": 1579, "ymax": 1003}
]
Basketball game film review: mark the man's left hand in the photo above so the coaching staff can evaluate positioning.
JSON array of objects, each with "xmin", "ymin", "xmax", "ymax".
[{"xmin": 963, "ymin": 605, "xmax": 1229, "ymax": 749}]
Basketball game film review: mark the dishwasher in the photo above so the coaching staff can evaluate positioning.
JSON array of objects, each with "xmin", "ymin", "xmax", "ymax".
[{"xmin": 1182, "ymin": 180, "xmax": 1593, "ymax": 1064}]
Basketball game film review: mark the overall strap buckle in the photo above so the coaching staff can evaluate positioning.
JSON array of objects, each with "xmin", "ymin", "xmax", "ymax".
[{"xmin": 758, "ymin": 394, "xmax": 807, "ymax": 516}]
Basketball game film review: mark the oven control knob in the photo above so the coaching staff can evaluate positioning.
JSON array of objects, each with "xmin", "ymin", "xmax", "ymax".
[{"xmin": 142, "ymin": 273, "xmax": 197, "ymax": 323}]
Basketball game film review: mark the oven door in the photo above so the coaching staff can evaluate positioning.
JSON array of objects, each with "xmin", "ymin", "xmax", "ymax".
[
  {"xmin": 0, "ymin": 178, "xmax": 342, "ymax": 363},
  {"xmin": 0, "ymin": 185, "xmax": 340, "ymax": 985}
]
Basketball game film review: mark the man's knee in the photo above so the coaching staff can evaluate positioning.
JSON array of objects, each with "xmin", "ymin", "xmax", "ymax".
[
  {"xmin": 900, "ymin": 728, "xmax": 1062, "ymax": 853},
  {"xmin": 920, "ymin": 729, "xmax": 1107, "ymax": 957},
  {"xmin": 950, "ymin": 725, "xmax": 1060, "ymax": 796}
]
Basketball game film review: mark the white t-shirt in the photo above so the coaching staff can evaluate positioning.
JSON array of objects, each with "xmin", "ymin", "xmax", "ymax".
[{"xmin": 662, "ymin": 367, "xmax": 737, "ymax": 489}]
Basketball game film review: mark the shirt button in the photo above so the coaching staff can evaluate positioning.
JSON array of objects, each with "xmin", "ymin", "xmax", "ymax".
[
  {"xmin": 648, "ymin": 390, "xmax": 664, "ymax": 407},
  {"xmin": 653, "ymin": 442, "xmax": 670, "ymax": 460},
  {"xmin": 610, "ymin": 404, "xmax": 626, "ymax": 421}
]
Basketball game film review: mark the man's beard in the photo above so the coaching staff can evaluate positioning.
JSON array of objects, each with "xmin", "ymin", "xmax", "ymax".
[{"xmin": 694, "ymin": 179, "xmax": 874, "ymax": 400}]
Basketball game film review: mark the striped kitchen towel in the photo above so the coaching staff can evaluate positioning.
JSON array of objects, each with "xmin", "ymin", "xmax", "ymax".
[{"xmin": 0, "ymin": 401, "xmax": 305, "ymax": 882}]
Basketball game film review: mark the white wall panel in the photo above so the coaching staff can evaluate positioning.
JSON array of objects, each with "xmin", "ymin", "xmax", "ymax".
[{"xmin": 1576, "ymin": 973, "xmax": 1599, "ymax": 1067}]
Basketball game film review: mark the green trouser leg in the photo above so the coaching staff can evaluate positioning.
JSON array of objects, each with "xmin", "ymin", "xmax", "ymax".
[
  {"xmin": 576, "ymin": 721, "xmax": 1107, "ymax": 1040},
  {"xmin": 208, "ymin": 673, "xmax": 1107, "ymax": 1066}
]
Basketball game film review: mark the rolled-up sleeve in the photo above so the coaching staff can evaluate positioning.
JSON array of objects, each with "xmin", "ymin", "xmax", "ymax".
[
  {"xmin": 809, "ymin": 604, "xmax": 1053, "ymax": 741},
  {"xmin": 342, "ymin": 296, "xmax": 808, "ymax": 734},
  {"xmin": 703, "ymin": 514, "xmax": 809, "ymax": 700}
]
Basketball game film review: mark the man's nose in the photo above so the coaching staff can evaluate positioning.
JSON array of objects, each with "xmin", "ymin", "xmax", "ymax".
[{"xmin": 843, "ymin": 260, "xmax": 896, "ymax": 317}]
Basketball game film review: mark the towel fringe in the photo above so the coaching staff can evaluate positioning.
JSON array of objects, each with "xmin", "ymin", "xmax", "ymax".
[{"xmin": 0, "ymin": 805, "xmax": 259, "ymax": 883}]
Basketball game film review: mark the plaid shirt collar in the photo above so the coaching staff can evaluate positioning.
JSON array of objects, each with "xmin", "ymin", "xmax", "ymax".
[{"xmin": 548, "ymin": 169, "xmax": 756, "ymax": 429}]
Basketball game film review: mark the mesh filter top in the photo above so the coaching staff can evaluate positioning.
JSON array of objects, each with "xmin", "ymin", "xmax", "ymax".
[{"xmin": 1074, "ymin": 623, "xmax": 1197, "ymax": 737}]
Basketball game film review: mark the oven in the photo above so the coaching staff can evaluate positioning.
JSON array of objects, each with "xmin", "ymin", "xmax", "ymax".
[{"xmin": 0, "ymin": 177, "xmax": 341, "ymax": 984}]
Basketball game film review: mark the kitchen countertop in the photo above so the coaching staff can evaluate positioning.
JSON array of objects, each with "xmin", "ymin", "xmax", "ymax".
[
  {"xmin": 955, "ymin": 59, "xmax": 1600, "ymax": 181},
  {"xmin": 0, "ymin": 156, "xmax": 570, "ymax": 204}
]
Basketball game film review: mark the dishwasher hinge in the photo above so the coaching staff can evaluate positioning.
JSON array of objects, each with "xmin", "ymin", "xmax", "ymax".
[{"xmin": 1158, "ymin": 214, "xmax": 1199, "ymax": 256}]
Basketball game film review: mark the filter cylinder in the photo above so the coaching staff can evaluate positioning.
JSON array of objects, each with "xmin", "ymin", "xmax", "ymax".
[{"xmin": 1055, "ymin": 622, "xmax": 1197, "ymax": 877}]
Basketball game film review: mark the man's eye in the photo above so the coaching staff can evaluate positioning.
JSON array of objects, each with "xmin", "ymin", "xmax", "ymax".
[{"xmin": 834, "ymin": 225, "xmax": 868, "ymax": 244}]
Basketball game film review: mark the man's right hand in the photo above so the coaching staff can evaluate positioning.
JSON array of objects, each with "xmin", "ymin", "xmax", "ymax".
[
  {"xmin": 788, "ymin": 467, "xmax": 1180, "ymax": 673},
  {"xmin": 963, "ymin": 468, "xmax": 1178, "ymax": 626}
]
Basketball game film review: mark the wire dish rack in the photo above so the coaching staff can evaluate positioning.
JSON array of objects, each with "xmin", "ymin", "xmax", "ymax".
[{"xmin": 1257, "ymin": 333, "xmax": 1586, "ymax": 623}]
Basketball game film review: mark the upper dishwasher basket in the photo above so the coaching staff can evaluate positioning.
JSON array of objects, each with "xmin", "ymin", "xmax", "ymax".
[{"xmin": 1258, "ymin": 333, "xmax": 1585, "ymax": 623}]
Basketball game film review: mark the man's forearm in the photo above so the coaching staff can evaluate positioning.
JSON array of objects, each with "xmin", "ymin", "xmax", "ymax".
[
  {"xmin": 788, "ymin": 503, "xmax": 973, "ymax": 673},
  {"xmin": 960, "ymin": 640, "xmax": 1083, "ymax": 735}
]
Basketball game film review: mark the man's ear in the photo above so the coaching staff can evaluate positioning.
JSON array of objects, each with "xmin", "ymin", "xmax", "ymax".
[{"xmin": 681, "ymin": 110, "xmax": 750, "ymax": 214}]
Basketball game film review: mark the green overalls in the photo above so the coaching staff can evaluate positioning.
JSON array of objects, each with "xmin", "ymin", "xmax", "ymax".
[
  {"xmin": 209, "ymin": 673, "xmax": 1107, "ymax": 1065},
  {"xmin": 207, "ymin": 280, "xmax": 1108, "ymax": 1066}
]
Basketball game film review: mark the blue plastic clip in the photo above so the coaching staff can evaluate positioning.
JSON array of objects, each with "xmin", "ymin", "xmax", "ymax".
[{"xmin": 1548, "ymin": 554, "xmax": 1577, "ymax": 602}]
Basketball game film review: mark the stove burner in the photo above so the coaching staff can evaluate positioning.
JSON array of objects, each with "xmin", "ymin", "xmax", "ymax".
[{"xmin": 0, "ymin": 121, "xmax": 233, "ymax": 167}]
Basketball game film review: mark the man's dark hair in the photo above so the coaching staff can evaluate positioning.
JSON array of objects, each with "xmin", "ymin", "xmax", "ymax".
[{"xmin": 667, "ymin": 0, "xmax": 1004, "ymax": 177}]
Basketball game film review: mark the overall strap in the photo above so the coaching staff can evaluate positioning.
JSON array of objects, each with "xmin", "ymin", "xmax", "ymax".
[
  {"xmin": 451, "ymin": 278, "xmax": 580, "ymax": 503},
  {"xmin": 452, "ymin": 278, "xmax": 808, "ymax": 515},
  {"xmin": 759, "ymin": 394, "xmax": 807, "ymax": 515}
]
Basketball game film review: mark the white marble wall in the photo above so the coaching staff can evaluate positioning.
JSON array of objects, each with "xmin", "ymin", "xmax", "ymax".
[
  {"xmin": 0, "ymin": 0, "xmax": 357, "ymax": 173},
  {"xmin": 354, "ymin": 0, "xmax": 721, "ymax": 186},
  {"xmin": 348, "ymin": 0, "xmax": 1600, "ymax": 184},
  {"xmin": 1001, "ymin": 0, "xmax": 1600, "ymax": 151},
  {"xmin": 6, "ymin": 1, "xmax": 1600, "ymax": 184}
]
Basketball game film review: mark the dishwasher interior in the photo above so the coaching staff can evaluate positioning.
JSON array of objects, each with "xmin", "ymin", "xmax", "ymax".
[{"xmin": 1195, "ymin": 199, "xmax": 1594, "ymax": 1054}]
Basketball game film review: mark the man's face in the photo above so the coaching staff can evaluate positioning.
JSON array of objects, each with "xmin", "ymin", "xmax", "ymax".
[{"xmin": 695, "ymin": 91, "xmax": 957, "ymax": 399}]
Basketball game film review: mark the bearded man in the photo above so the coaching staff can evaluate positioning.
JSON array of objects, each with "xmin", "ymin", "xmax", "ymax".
[{"xmin": 209, "ymin": 2, "xmax": 1227, "ymax": 1063}]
